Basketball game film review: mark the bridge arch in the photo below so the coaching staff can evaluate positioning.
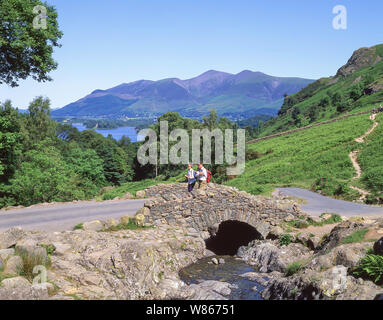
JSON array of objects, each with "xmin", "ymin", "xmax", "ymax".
[
  {"xmin": 205, "ymin": 220, "xmax": 263, "ymax": 255},
  {"xmin": 139, "ymin": 184, "xmax": 302, "ymax": 245}
]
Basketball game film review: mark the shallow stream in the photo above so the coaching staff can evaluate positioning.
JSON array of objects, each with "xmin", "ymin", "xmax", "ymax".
[{"xmin": 179, "ymin": 255, "xmax": 264, "ymax": 300}]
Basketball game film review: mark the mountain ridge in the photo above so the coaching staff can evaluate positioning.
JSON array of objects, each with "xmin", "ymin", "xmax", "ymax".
[{"xmin": 52, "ymin": 70, "xmax": 314, "ymax": 119}]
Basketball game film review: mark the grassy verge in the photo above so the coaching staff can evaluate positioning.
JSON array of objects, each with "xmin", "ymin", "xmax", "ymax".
[
  {"xmin": 100, "ymin": 220, "xmax": 153, "ymax": 232},
  {"xmin": 286, "ymin": 213, "xmax": 342, "ymax": 230},
  {"xmin": 99, "ymin": 179, "xmax": 171, "ymax": 200},
  {"xmin": 341, "ymin": 228, "xmax": 369, "ymax": 244}
]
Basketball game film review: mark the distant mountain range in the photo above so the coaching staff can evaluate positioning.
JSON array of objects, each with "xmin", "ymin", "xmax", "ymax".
[{"xmin": 52, "ymin": 70, "xmax": 314, "ymax": 119}]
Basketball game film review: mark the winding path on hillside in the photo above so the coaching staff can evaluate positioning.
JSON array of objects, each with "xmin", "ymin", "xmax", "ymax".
[
  {"xmin": 0, "ymin": 199, "xmax": 147, "ymax": 232},
  {"xmin": 277, "ymin": 187, "xmax": 383, "ymax": 217},
  {"xmin": 349, "ymin": 113, "xmax": 379, "ymax": 201}
]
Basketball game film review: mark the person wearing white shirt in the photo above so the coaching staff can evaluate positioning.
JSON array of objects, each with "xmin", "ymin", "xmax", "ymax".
[{"xmin": 195, "ymin": 163, "xmax": 207, "ymax": 190}]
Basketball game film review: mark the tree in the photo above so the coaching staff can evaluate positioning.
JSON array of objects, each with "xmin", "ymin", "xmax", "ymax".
[
  {"xmin": 0, "ymin": 101, "xmax": 22, "ymax": 182},
  {"xmin": 307, "ymin": 106, "xmax": 319, "ymax": 122},
  {"xmin": 331, "ymin": 92, "xmax": 342, "ymax": 106},
  {"xmin": 319, "ymin": 96, "xmax": 330, "ymax": 108},
  {"xmin": 7, "ymin": 144, "xmax": 84, "ymax": 206},
  {"xmin": 202, "ymin": 109, "xmax": 218, "ymax": 130},
  {"xmin": 350, "ymin": 84, "xmax": 363, "ymax": 101},
  {"xmin": 65, "ymin": 148, "xmax": 107, "ymax": 197},
  {"xmin": 0, "ymin": 0, "xmax": 63, "ymax": 87},
  {"xmin": 24, "ymin": 96, "xmax": 57, "ymax": 149}
]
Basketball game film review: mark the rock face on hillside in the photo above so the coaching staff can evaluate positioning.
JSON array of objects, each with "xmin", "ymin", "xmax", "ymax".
[{"xmin": 336, "ymin": 45, "xmax": 383, "ymax": 77}]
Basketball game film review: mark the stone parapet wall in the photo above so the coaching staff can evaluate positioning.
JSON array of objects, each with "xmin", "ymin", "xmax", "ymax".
[{"xmin": 140, "ymin": 183, "xmax": 303, "ymax": 239}]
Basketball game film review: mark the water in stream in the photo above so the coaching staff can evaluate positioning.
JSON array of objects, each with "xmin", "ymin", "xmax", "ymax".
[{"xmin": 179, "ymin": 255, "xmax": 265, "ymax": 300}]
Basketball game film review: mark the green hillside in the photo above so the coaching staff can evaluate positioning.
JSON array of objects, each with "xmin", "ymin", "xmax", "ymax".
[
  {"xmin": 225, "ymin": 114, "xmax": 374, "ymax": 200},
  {"xmin": 258, "ymin": 44, "xmax": 383, "ymax": 137},
  {"xmin": 358, "ymin": 113, "xmax": 383, "ymax": 203}
]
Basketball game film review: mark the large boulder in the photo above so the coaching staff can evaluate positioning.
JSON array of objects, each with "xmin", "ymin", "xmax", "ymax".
[
  {"xmin": 3, "ymin": 255, "xmax": 23, "ymax": 275},
  {"xmin": 121, "ymin": 192, "xmax": 133, "ymax": 200},
  {"xmin": 0, "ymin": 227, "xmax": 26, "ymax": 249},
  {"xmin": 82, "ymin": 220, "xmax": 104, "ymax": 231},
  {"xmin": 135, "ymin": 190, "xmax": 146, "ymax": 199},
  {"xmin": 317, "ymin": 221, "xmax": 365, "ymax": 253},
  {"xmin": 238, "ymin": 241, "xmax": 312, "ymax": 273},
  {"xmin": 136, "ymin": 207, "xmax": 150, "ymax": 217},
  {"xmin": 0, "ymin": 248, "xmax": 15, "ymax": 260},
  {"xmin": 1, "ymin": 276, "xmax": 30, "ymax": 289},
  {"xmin": 262, "ymin": 265, "xmax": 383, "ymax": 300}
]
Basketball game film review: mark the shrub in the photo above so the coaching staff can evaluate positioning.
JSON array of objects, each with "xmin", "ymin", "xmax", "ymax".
[
  {"xmin": 286, "ymin": 261, "xmax": 305, "ymax": 276},
  {"xmin": 279, "ymin": 234, "xmax": 292, "ymax": 246},
  {"xmin": 245, "ymin": 149, "xmax": 261, "ymax": 161},
  {"xmin": 73, "ymin": 223, "xmax": 84, "ymax": 230},
  {"xmin": 16, "ymin": 248, "xmax": 50, "ymax": 281},
  {"xmin": 351, "ymin": 254, "xmax": 383, "ymax": 284}
]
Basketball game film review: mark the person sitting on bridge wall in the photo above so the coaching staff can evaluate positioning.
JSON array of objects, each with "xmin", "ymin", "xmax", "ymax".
[
  {"xmin": 195, "ymin": 163, "xmax": 208, "ymax": 190},
  {"xmin": 185, "ymin": 163, "xmax": 196, "ymax": 192}
]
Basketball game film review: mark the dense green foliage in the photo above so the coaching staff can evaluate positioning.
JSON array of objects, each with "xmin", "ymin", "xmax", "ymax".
[
  {"xmin": 0, "ymin": 0, "xmax": 63, "ymax": 87},
  {"xmin": 79, "ymin": 118, "xmax": 155, "ymax": 130},
  {"xmin": 351, "ymin": 254, "xmax": 383, "ymax": 284},
  {"xmin": 0, "ymin": 98, "xmax": 140, "ymax": 208},
  {"xmin": 0, "ymin": 99, "xmax": 241, "ymax": 208}
]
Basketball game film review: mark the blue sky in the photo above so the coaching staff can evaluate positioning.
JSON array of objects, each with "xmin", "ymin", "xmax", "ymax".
[{"xmin": 1, "ymin": 0, "xmax": 382, "ymax": 109}]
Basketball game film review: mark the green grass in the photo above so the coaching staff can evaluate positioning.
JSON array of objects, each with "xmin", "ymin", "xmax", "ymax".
[
  {"xmin": 285, "ymin": 261, "xmax": 305, "ymax": 276},
  {"xmin": 100, "ymin": 179, "xmax": 172, "ymax": 200},
  {"xmin": 73, "ymin": 223, "xmax": 84, "ymax": 230},
  {"xmin": 100, "ymin": 220, "xmax": 153, "ymax": 232},
  {"xmin": 341, "ymin": 228, "xmax": 369, "ymax": 244},
  {"xmin": 308, "ymin": 214, "xmax": 343, "ymax": 226},
  {"xmin": 0, "ymin": 273, "xmax": 18, "ymax": 283},
  {"xmin": 15, "ymin": 247, "xmax": 51, "ymax": 282},
  {"xmin": 351, "ymin": 254, "xmax": 383, "ymax": 284},
  {"xmin": 358, "ymin": 113, "xmax": 383, "ymax": 200},
  {"xmin": 279, "ymin": 234, "xmax": 292, "ymax": 246},
  {"xmin": 225, "ymin": 114, "xmax": 372, "ymax": 199}
]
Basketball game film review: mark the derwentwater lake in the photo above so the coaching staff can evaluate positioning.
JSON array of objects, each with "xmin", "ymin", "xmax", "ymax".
[{"xmin": 71, "ymin": 123, "xmax": 144, "ymax": 142}]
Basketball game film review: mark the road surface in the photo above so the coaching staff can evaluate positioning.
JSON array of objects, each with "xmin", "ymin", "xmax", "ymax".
[
  {"xmin": 277, "ymin": 187, "xmax": 383, "ymax": 217},
  {"xmin": 0, "ymin": 199, "xmax": 147, "ymax": 232}
]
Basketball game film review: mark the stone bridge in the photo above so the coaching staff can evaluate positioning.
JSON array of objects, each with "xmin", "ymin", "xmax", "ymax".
[{"xmin": 136, "ymin": 184, "xmax": 303, "ymax": 242}]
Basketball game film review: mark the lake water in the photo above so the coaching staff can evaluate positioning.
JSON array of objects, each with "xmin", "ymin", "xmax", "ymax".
[{"xmin": 71, "ymin": 123, "xmax": 144, "ymax": 142}]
